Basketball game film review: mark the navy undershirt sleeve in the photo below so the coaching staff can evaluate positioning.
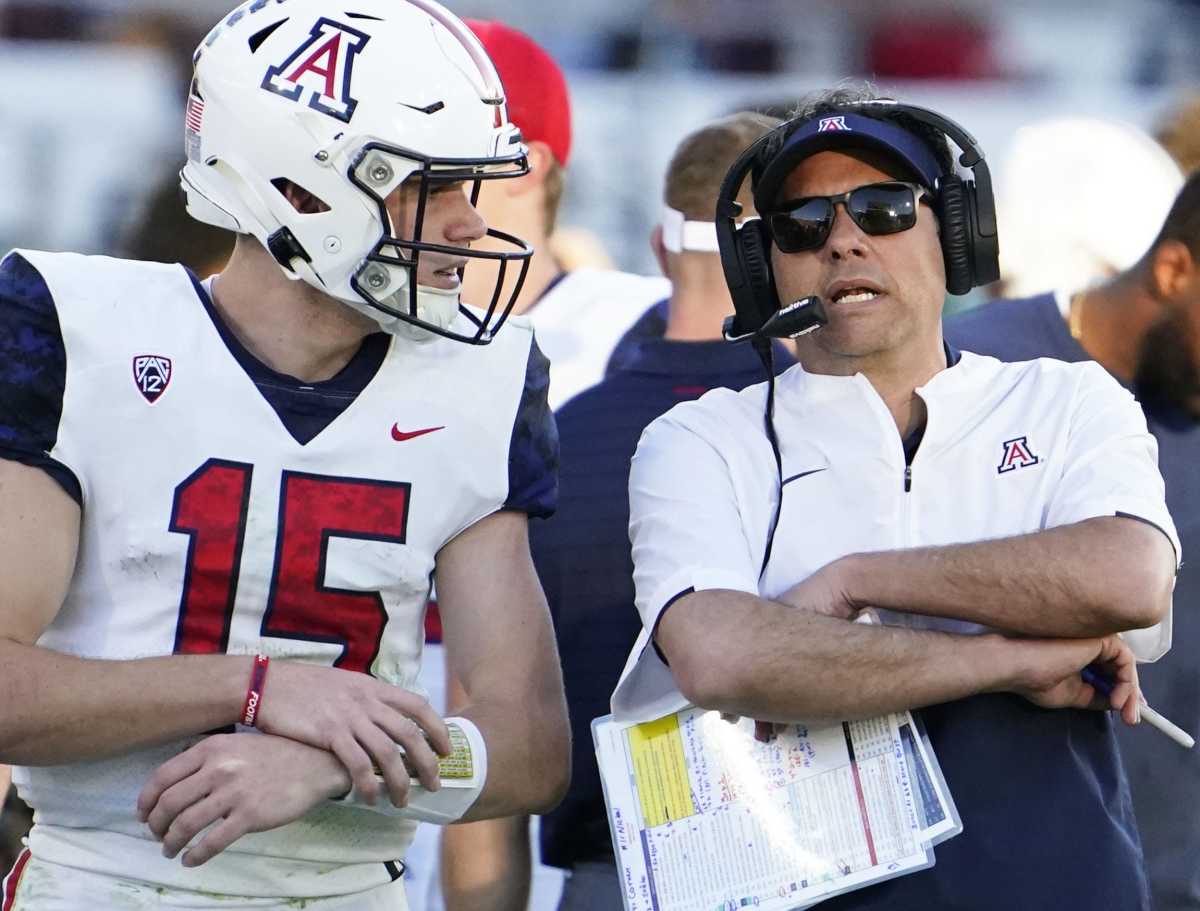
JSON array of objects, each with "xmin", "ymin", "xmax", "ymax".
[
  {"xmin": 0, "ymin": 252, "xmax": 81, "ymax": 503},
  {"xmin": 504, "ymin": 337, "xmax": 559, "ymax": 518}
]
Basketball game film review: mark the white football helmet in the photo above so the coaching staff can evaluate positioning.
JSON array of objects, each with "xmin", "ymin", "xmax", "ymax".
[{"xmin": 182, "ymin": 0, "xmax": 532, "ymax": 343}]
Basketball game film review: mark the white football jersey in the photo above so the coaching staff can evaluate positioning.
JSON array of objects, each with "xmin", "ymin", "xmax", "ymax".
[
  {"xmin": 3, "ymin": 249, "xmax": 555, "ymax": 898},
  {"xmin": 528, "ymin": 268, "xmax": 670, "ymax": 409}
]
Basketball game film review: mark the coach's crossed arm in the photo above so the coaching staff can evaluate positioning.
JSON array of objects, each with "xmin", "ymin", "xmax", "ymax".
[
  {"xmin": 656, "ymin": 583, "xmax": 1144, "ymax": 727},
  {"xmin": 840, "ymin": 517, "xmax": 1174, "ymax": 636}
]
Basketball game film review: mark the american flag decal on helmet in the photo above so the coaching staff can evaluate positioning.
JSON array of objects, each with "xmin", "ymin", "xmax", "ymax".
[
  {"xmin": 133, "ymin": 355, "xmax": 173, "ymax": 404},
  {"xmin": 185, "ymin": 96, "xmax": 204, "ymax": 133},
  {"xmin": 818, "ymin": 116, "xmax": 850, "ymax": 132}
]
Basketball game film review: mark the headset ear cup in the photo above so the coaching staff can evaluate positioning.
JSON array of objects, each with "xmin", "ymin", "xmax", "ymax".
[
  {"xmin": 738, "ymin": 220, "xmax": 778, "ymax": 329},
  {"xmin": 938, "ymin": 177, "xmax": 973, "ymax": 295}
]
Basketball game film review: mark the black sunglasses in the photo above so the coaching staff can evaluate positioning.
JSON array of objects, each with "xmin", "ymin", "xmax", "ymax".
[{"xmin": 765, "ymin": 181, "xmax": 930, "ymax": 253}]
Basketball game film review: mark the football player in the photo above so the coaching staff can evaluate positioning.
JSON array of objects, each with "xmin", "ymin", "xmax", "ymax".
[{"xmin": 0, "ymin": 1, "xmax": 568, "ymax": 908}]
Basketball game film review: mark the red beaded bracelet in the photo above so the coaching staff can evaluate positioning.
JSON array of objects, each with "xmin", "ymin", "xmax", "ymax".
[{"xmin": 241, "ymin": 654, "xmax": 270, "ymax": 727}]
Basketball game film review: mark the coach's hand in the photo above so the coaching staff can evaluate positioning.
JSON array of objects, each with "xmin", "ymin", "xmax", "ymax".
[
  {"xmin": 137, "ymin": 732, "xmax": 350, "ymax": 867},
  {"xmin": 253, "ymin": 661, "xmax": 451, "ymax": 808},
  {"xmin": 1007, "ymin": 634, "xmax": 1142, "ymax": 725},
  {"xmin": 776, "ymin": 560, "xmax": 861, "ymax": 621}
]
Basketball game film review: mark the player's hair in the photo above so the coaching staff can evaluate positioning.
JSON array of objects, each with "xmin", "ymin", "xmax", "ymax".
[
  {"xmin": 665, "ymin": 111, "xmax": 781, "ymax": 221},
  {"xmin": 542, "ymin": 156, "xmax": 565, "ymax": 234},
  {"xmin": 1156, "ymin": 92, "xmax": 1200, "ymax": 176},
  {"xmin": 1151, "ymin": 169, "xmax": 1200, "ymax": 258},
  {"xmin": 758, "ymin": 83, "xmax": 956, "ymax": 189}
]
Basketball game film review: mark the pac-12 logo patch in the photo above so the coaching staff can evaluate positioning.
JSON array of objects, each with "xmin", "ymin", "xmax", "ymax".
[
  {"xmin": 997, "ymin": 435, "xmax": 1040, "ymax": 474},
  {"xmin": 818, "ymin": 116, "xmax": 850, "ymax": 132},
  {"xmin": 133, "ymin": 355, "xmax": 172, "ymax": 404},
  {"xmin": 262, "ymin": 18, "xmax": 370, "ymax": 123}
]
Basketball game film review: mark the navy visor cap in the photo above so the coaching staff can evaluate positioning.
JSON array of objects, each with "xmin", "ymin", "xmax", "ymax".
[{"xmin": 753, "ymin": 111, "xmax": 944, "ymax": 210}]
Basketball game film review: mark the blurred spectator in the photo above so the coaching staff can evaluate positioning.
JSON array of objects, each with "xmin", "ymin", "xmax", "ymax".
[
  {"xmin": 1157, "ymin": 90, "xmax": 1200, "ymax": 174},
  {"xmin": 459, "ymin": 18, "xmax": 669, "ymax": 411},
  {"xmin": 865, "ymin": 11, "xmax": 1002, "ymax": 80},
  {"xmin": 120, "ymin": 166, "xmax": 234, "ymax": 277},
  {"xmin": 947, "ymin": 171, "xmax": 1200, "ymax": 911},
  {"xmin": 0, "ymin": 2, "xmax": 93, "ymax": 40},
  {"xmin": 996, "ymin": 116, "xmax": 1182, "ymax": 298}
]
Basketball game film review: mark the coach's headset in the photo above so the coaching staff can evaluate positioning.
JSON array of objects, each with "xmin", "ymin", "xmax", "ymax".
[
  {"xmin": 714, "ymin": 101, "xmax": 1000, "ymax": 577},
  {"xmin": 716, "ymin": 100, "xmax": 1000, "ymax": 343}
]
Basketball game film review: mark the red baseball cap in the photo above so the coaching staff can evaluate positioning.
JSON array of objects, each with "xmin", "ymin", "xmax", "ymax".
[{"xmin": 467, "ymin": 20, "xmax": 572, "ymax": 167}]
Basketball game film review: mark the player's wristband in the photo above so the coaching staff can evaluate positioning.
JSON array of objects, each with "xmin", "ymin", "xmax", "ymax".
[
  {"xmin": 240, "ymin": 654, "xmax": 270, "ymax": 727},
  {"xmin": 334, "ymin": 716, "xmax": 487, "ymax": 823}
]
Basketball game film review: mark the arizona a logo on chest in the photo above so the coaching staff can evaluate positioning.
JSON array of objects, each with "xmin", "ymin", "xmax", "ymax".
[
  {"xmin": 262, "ymin": 18, "xmax": 370, "ymax": 122},
  {"xmin": 997, "ymin": 435, "xmax": 1040, "ymax": 474}
]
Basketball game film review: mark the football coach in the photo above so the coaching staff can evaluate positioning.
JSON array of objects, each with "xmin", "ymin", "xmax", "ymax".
[{"xmin": 610, "ymin": 87, "xmax": 1179, "ymax": 910}]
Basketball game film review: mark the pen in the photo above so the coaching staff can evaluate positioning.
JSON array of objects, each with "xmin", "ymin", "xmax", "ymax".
[{"xmin": 1081, "ymin": 666, "xmax": 1195, "ymax": 750}]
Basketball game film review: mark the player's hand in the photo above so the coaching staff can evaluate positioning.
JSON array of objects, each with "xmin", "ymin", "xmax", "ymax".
[
  {"xmin": 136, "ymin": 733, "xmax": 351, "ymax": 867},
  {"xmin": 775, "ymin": 559, "xmax": 861, "ymax": 621},
  {"xmin": 1007, "ymin": 634, "xmax": 1142, "ymax": 725},
  {"xmin": 253, "ymin": 661, "xmax": 451, "ymax": 808}
]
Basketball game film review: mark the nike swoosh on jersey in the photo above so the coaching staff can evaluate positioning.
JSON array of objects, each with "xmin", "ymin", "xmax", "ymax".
[{"xmin": 391, "ymin": 424, "xmax": 445, "ymax": 442}]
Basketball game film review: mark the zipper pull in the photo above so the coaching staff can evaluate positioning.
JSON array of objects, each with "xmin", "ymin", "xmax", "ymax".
[{"xmin": 904, "ymin": 464, "xmax": 912, "ymax": 493}]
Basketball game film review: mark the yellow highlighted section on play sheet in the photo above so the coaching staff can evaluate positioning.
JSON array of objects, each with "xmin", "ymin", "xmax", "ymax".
[{"xmin": 627, "ymin": 714, "xmax": 697, "ymax": 827}]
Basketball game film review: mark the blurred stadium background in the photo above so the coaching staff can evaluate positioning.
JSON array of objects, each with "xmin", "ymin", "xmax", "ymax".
[{"xmin": 5, "ymin": 0, "xmax": 1200, "ymax": 281}]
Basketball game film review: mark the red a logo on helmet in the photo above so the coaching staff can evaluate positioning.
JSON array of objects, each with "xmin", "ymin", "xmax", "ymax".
[{"xmin": 262, "ymin": 18, "xmax": 371, "ymax": 123}]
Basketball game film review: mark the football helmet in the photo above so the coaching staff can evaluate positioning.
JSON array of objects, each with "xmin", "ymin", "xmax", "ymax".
[{"xmin": 182, "ymin": 0, "xmax": 532, "ymax": 343}]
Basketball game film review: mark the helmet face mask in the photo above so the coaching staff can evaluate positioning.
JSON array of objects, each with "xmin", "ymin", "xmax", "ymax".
[
  {"xmin": 182, "ymin": 0, "xmax": 533, "ymax": 344},
  {"xmin": 348, "ymin": 142, "xmax": 532, "ymax": 343}
]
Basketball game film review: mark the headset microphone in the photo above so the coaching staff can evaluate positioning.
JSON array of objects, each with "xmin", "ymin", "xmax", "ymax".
[
  {"xmin": 757, "ymin": 295, "xmax": 827, "ymax": 339},
  {"xmin": 723, "ymin": 296, "xmax": 827, "ymax": 342}
]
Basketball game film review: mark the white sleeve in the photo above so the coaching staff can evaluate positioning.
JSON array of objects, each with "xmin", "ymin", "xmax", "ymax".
[
  {"xmin": 610, "ymin": 408, "xmax": 763, "ymax": 722},
  {"xmin": 1046, "ymin": 363, "xmax": 1181, "ymax": 661}
]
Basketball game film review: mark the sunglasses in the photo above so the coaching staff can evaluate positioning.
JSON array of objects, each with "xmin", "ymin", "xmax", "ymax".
[{"xmin": 765, "ymin": 181, "xmax": 930, "ymax": 253}]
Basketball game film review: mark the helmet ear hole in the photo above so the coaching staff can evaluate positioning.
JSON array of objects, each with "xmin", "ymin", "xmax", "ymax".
[{"xmin": 270, "ymin": 179, "xmax": 331, "ymax": 214}]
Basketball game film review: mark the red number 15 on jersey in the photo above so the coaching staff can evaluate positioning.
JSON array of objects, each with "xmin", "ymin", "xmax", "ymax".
[{"xmin": 169, "ymin": 458, "xmax": 411, "ymax": 674}]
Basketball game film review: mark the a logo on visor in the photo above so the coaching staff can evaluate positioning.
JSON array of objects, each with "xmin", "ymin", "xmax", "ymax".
[
  {"xmin": 818, "ymin": 116, "xmax": 850, "ymax": 132},
  {"xmin": 262, "ymin": 19, "xmax": 370, "ymax": 123}
]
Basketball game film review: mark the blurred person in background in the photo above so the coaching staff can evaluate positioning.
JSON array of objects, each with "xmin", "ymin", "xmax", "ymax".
[
  {"xmin": 995, "ymin": 116, "xmax": 1182, "ymax": 299},
  {"xmin": 442, "ymin": 109, "xmax": 785, "ymax": 911},
  {"xmin": 460, "ymin": 19, "xmax": 670, "ymax": 410},
  {"xmin": 120, "ymin": 166, "xmax": 235, "ymax": 277},
  {"xmin": 1157, "ymin": 91, "xmax": 1200, "ymax": 175},
  {"xmin": 947, "ymin": 172, "xmax": 1200, "ymax": 911}
]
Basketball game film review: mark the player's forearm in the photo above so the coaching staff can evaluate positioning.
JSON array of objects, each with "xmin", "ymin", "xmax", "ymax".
[
  {"xmin": 441, "ymin": 816, "xmax": 532, "ymax": 911},
  {"xmin": 658, "ymin": 590, "xmax": 1018, "ymax": 721},
  {"xmin": 0, "ymin": 641, "xmax": 251, "ymax": 764},
  {"xmin": 453, "ymin": 688, "xmax": 569, "ymax": 820},
  {"xmin": 840, "ymin": 517, "xmax": 1174, "ymax": 637}
]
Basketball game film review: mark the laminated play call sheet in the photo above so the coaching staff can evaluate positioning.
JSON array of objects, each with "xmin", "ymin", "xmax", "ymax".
[{"xmin": 593, "ymin": 708, "xmax": 960, "ymax": 911}]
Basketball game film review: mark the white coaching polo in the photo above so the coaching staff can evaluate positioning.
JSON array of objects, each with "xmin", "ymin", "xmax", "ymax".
[{"xmin": 611, "ymin": 350, "xmax": 1180, "ymax": 723}]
